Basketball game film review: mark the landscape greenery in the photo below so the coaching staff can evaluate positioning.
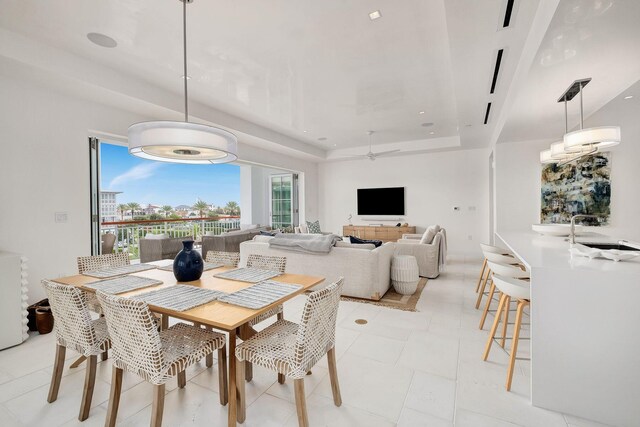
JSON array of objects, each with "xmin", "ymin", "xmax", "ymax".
[{"xmin": 115, "ymin": 199, "xmax": 240, "ymax": 221}]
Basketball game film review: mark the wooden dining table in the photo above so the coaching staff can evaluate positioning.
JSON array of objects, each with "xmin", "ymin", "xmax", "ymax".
[{"xmin": 52, "ymin": 261, "xmax": 325, "ymax": 427}]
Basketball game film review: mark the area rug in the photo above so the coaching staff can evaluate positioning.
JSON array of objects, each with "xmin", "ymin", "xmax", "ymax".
[{"xmin": 339, "ymin": 278, "xmax": 427, "ymax": 312}]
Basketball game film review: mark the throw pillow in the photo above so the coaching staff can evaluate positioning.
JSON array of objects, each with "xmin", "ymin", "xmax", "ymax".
[
  {"xmin": 349, "ymin": 235, "xmax": 383, "ymax": 248},
  {"xmin": 299, "ymin": 223, "xmax": 308, "ymax": 233},
  {"xmin": 419, "ymin": 225, "xmax": 441, "ymax": 244},
  {"xmin": 306, "ymin": 220, "xmax": 322, "ymax": 234}
]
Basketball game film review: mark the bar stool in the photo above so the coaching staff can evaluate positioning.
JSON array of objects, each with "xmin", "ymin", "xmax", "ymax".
[
  {"xmin": 482, "ymin": 273, "xmax": 530, "ymax": 391},
  {"xmin": 478, "ymin": 261, "xmax": 529, "ymax": 332},
  {"xmin": 476, "ymin": 244, "xmax": 513, "ymax": 294},
  {"xmin": 475, "ymin": 249, "xmax": 520, "ymax": 309}
]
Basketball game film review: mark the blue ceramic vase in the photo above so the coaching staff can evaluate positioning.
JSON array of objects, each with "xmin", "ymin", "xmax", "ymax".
[{"xmin": 173, "ymin": 240, "xmax": 203, "ymax": 282}]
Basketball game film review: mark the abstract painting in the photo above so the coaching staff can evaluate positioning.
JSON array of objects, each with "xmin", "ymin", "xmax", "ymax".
[{"xmin": 541, "ymin": 153, "xmax": 611, "ymax": 225}]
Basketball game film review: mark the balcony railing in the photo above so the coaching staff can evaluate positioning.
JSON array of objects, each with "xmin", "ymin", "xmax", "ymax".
[{"xmin": 101, "ymin": 216, "xmax": 241, "ymax": 260}]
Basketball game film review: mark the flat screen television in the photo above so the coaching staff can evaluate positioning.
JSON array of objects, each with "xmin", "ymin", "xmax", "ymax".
[{"xmin": 357, "ymin": 187, "xmax": 405, "ymax": 216}]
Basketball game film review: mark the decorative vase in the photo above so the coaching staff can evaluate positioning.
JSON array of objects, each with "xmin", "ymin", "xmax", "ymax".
[
  {"xmin": 173, "ymin": 240, "xmax": 204, "ymax": 282},
  {"xmin": 35, "ymin": 306, "xmax": 54, "ymax": 334}
]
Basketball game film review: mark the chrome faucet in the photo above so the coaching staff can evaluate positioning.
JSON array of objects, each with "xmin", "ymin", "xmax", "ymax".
[{"xmin": 570, "ymin": 214, "xmax": 599, "ymax": 244}]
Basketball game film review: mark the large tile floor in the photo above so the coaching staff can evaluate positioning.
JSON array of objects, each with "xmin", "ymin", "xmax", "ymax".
[{"xmin": 0, "ymin": 255, "xmax": 610, "ymax": 426}]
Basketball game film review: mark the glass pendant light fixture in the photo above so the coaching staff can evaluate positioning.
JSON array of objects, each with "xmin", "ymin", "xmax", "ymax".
[
  {"xmin": 128, "ymin": 0, "xmax": 238, "ymax": 164},
  {"xmin": 540, "ymin": 78, "xmax": 621, "ymax": 165},
  {"xmin": 562, "ymin": 78, "xmax": 620, "ymax": 153}
]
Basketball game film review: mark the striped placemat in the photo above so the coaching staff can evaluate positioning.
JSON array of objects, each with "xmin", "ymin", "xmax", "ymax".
[
  {"xmin": 157, "ymin": 262, "xmax": 224, "ymax": 272},
  {"xmin": 83, "ymin": 263, "xmax": 157, "ymax": 279},
  {"xmin": 218, "ymin": 280, "xmax": 302, "ymax": 309},
  {"xmin": 130, "ymin": 285, "xmax": 227, "ymax": 312},
  {"xmin": 84, "ymin": 275, "xmax": 162, "ymax": 295},
  {"xmin": 214, "ymin": 267, "xmax": 281, "ymax": 283}
]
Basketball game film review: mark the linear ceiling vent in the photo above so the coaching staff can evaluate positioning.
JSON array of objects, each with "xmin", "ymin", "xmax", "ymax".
[
  {"xmin": 484, "ymin": 103, "xmax": 492, "ymax": 125},
  {"xmin": 490, "ymin": 49, "xmax": 504, "ymax": 94},
  {"xmin": 503, "ymin": 0, "xmax": 515, "ymax": 28}
]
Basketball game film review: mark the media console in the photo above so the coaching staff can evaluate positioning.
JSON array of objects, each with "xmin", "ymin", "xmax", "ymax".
[{"xmin": 342, "ymin": 225, "xmax": 416, "ymax": 243}]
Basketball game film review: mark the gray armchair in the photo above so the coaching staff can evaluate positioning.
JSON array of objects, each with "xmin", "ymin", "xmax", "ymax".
[
  {"xmin": 201, "ymin": 229, "xmax": 264, "ymax": 254},
  {"xmin": 139, "ymin": 235, "xmax": 192, "ymax": 263}
]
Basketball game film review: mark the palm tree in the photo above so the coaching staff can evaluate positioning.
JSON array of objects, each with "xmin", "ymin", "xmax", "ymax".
[
  {"xmin": 192, "ymin": 199, "xmax": 209, "ymax": 218},
  {"xmin": 126, "ymin": 202, "xmax": 141, "ymax": 219},
  {"xmin": 161, "ymin": 205, "xmax": 173, "ymax": 218},
  {"xmin": 224, "ymin": 201, "xmax": 240, "ymax": 216},
  {"xmin": 117, "ymin": 204, "xmax": 128, "ymax": 220}
]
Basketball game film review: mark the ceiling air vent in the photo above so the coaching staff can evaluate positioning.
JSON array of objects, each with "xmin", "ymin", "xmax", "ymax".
[
  {"xmin": 484, "ymin": 103, "xmax": 492, "ymax": 125},
  {"xmin": 503, "ymin": 0, "xmax": 515, "ymax": 27},
  {"xmin": 490, "ymin": 49, "xmax": 504, "ymax": 94}
]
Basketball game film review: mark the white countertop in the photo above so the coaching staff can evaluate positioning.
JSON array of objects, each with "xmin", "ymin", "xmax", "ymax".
[{"xmin": 496, "ymin": 230, "xmax": 640, "ymax": 273}]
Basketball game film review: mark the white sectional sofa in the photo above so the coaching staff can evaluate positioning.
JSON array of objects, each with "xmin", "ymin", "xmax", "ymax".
[{"xmin": 239, "ymin": 237, "xmax": 395, "ymax": 300}]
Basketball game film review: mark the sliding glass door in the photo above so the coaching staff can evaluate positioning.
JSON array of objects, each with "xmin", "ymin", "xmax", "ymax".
[{"xmin": 270, "ymin": 173, "xmax": 298, "ymax": 230}]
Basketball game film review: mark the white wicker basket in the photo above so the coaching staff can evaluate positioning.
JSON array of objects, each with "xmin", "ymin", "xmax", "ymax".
[{"xmin": 391, "ymin": 255, "xmax": 420, "ymax": 295}]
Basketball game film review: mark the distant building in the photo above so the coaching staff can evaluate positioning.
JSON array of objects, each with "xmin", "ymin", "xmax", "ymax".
[
  {"xmin": 100, "ymin": 191, "xmax": 122, "ymax": 222},
  {"xmin": 143, "ymin": 204, "xmax": 161, "ymax": 216}
]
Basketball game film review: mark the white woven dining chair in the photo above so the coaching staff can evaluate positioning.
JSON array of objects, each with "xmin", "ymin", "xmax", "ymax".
[
  {"xmin": 41, "ymin": 280, "xmax": 111, "ymax": 422},
  {"xmin": 235, "ymin": 278, "xmax": 344, "ymax": 427},
  {"xmin": 242, "ymin": 254, "xmax": 288, "ymax": 382},
  {"xmin": 95, "ymin": 291, "xmax": 228, "ymax": 427},
  {"xmin": 77, "ymin": 253, "xmax": 130, "ymax": 315},
  {"xmin": 205, "ymin": 250, "xmax": 240, "ymax": 267}
]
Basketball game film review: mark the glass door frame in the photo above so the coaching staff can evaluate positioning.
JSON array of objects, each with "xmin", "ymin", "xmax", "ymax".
[{"xmin": 269, "ymin": 173, "xmax": 299, "ymax": 230}]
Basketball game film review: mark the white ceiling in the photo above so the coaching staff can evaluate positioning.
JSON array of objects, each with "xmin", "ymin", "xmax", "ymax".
[
  {"xmin": 498, "ymin": 0, "xmax": 640, "ymax": 143},
  {"xmin": 3, "ymin": 0, "xmax": 633, "ymax": 160}
]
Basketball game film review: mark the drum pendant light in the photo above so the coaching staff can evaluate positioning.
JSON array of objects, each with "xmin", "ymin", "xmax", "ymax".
[{"xmin": 128, "ymin": 0, "xmax": 238, "ymax": 164}]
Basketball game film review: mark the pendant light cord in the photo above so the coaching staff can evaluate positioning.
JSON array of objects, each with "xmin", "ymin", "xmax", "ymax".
[{"xmin": 183, "ymin": 0, "xmax": 189, "ymax": 123}]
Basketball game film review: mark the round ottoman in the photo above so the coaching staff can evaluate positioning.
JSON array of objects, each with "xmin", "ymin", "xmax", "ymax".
[{"xmin": 391, "ymin": 255, "xmax": 420, "ymax": 295}]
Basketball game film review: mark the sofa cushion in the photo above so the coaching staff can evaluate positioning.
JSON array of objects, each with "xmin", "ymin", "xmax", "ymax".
[
  {"xmin": 145, "ymin": 233, "xmax": 169, "ymax": 240},
  {"xmin": 253, "ymin": 235, "xmax": 274, "ymax": 243},
  {"xmin": 349, "ymin": 235, "xmax": 383, "ymax": 248},
  {"xmin": 419, "ymin": 225, "xmax": 441, "ymax": 244},
  {"xmin": 335, "ymin": 241, "xmax": 376, "ymax": 250},
  {"xmin": 306, "ymin": 220, "xmax": 321, "ymax": 234}
]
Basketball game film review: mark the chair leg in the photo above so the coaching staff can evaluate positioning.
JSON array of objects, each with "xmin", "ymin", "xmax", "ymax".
[
  {"xmin": 327, "ymin": 347, "xmax": 342, "ymax": 407},
  {"xmin": 236, "ymin": 360, "xmax": 246, "ymax": 423},
  {"xmin": 69, "ymin": 355, "xmax": 86, "ymax": 369},
  {"xmin": 78, "ymin": 355, "xmax": 97, "ymax": 421},
  {"xmin": 177, "ymin": 370, "xmax": 186, "ymax": 389},
  {"xmin": 277, "ymin": 311, "xmax": 284, "ymax": 321},
  {"xmin": 105, "ymin": 366, "xmax": 123, "ymax": 427},
  {"xmin": 483, "ymin": 293, "xmax": 507, "ymax": 361},
  {"xmin": 475, "ymin": 258, "xmax": 487, "ymax": 293},
  {"xmin": 205, "ymin": 325, "xmax": 214, "ymax": 368},
  {"xmin": 293, "ymin": 378, "xmax": 309, "ymax": 427},
  {"xmin": 278, "ymin": 373, "xmax": 286, "ymax": 384},
  {"xmin": 101, "ymin": 349, "xmax": 108, "ymax": 361},
  {"xmin": 47, "ymin": 344, "xmax": 66, "ymax": 403},
  {"xmin": 478, "ymin": 283, "xmax": 497, "ymax": 330},
  {"xmin": 475, "ymin": 270, "xmax": 492, "ymax": 309},
  {"xmin": 500, "ymin": 295, "xmax": 511, "ymax": 348},
  {"xmin": 506, "ymin": 300, "xmax": 527, "ymax": 391},
  {"xmin": 160, "ymin": 314, "xmax": 169, "ymax": 331},
  {"xmin": 218, "ymin": 348, "xmax": 228, "ymax": 406},
  {"xmin": 151, "ymin": 384, "xmax": 165, "ymax": 427},
  {"xmin": 245, "ymin": 361, "xmax": 253, "ymax": 382}
]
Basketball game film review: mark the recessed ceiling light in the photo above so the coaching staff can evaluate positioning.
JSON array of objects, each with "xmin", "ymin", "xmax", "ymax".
[
  {"xmin": 429, "ymin": 131, "xmax": 435, "ymax": 135},
  {"xmin": 624, "ymin": 95, "xmax": 633, "ymax": 99},
  {"xmin": 303, "ymin": 130, "xmax": 308, "ymax": 133},
  {"xmin": 181, "ymin": 75, "xmax": 191, "ymax": 80},
  {"xmin": 318, "ymin": 137, "xmax": 327, "ymax": 141},
  {"xmin": 418, "ymin": 111, "xmax": 425, "ymax": 115},
  {"xmin": 87, "ymin": 32, "xmax": 117, "ymax": 48},
  {"xmin": 369, "ymin": 10, "xmax": 382, "ymax": 20},
  {"xmin": 421, "ymin": 122, "xmax": 434, "ymax": 127},
  {"xmin": 333, "ymin": 144, "xmax": 337, "ymax": 147}
]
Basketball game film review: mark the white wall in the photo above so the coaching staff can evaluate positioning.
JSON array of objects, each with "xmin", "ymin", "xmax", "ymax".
[
  {"xmin": 318, "ymin": 149, "xmax": 490, "ymax": 255},
  {"xmin": 240, "ymin": 165, "xmax": 294, "ymax": 227},
  {"xmin": 0, "ymin": 71, "xmax": 318, "ymax": 303},
  {"xmin": 494, "ymin": 87, "xmax": 640, "ymax": 242}
]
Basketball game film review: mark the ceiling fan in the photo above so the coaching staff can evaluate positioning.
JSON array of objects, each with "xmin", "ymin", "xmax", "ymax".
[{"xmin": 338, "ymin": 131, "xmax": 400, "ymax": 161}]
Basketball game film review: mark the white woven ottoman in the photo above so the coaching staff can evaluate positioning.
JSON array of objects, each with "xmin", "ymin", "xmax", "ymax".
[{"xmin": 391, "ymin": 255, "xmax": 420, "ymax": 295}]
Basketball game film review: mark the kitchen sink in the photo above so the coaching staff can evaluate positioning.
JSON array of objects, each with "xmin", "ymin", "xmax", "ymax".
[{"xmin": 581, "ymin": 243, "xmax": 640, "ymax": 251}]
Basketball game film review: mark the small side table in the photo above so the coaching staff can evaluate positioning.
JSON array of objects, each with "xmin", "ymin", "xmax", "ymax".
[{"xmin": 391, "ymin": 255, "xmax": 420, "ymax": 295}]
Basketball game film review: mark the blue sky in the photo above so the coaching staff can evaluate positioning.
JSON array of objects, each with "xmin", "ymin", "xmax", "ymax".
[{"xmin": 100, "ymin": 142, "xmax": 240, "ymax": 207}]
